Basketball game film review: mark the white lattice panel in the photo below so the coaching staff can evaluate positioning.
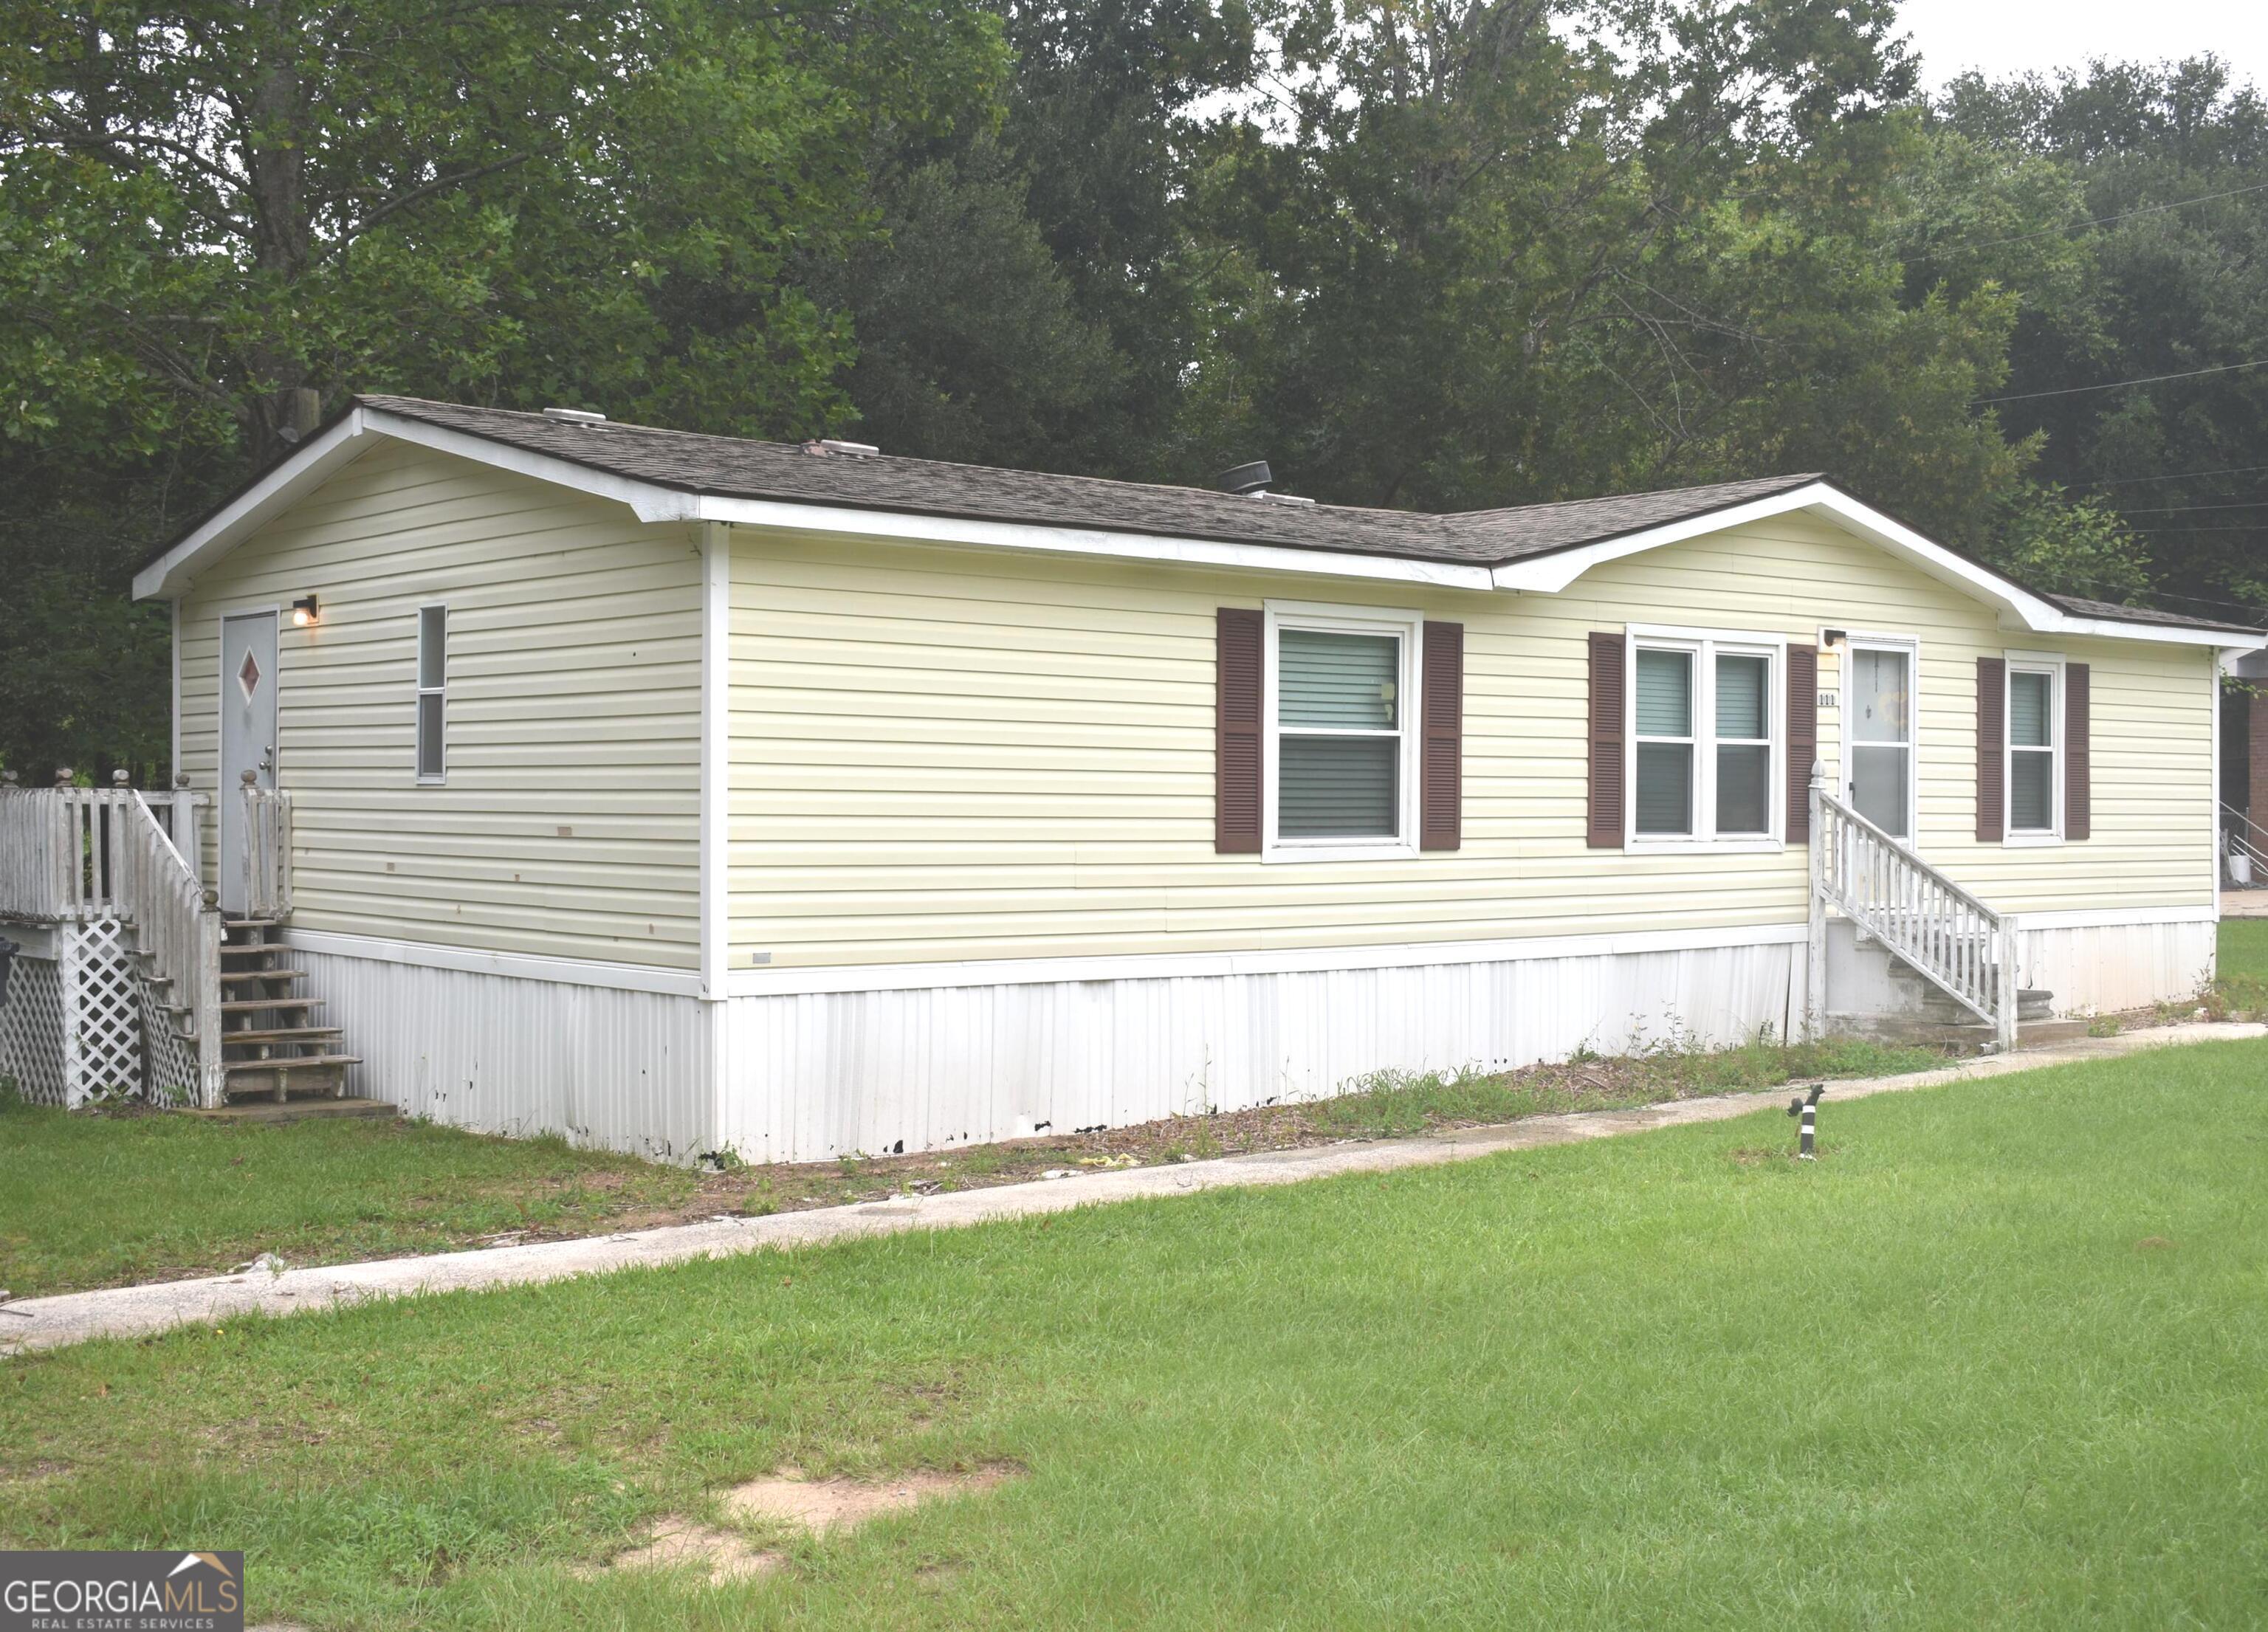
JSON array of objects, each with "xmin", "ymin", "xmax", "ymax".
[
  {"xmin": 62, "ymin": 919, "xmax": 145, "ymax": 1104},
  {"xmin": 142, "ymin": 976, "xmax": 202, "ymax": 1107},
  {"xmin": 0, "ymin": 948, "xmax": 69, "ymax": 1106}
]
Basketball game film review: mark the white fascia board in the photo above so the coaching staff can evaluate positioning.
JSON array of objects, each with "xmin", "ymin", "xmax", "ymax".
[
  {"xmin": 368, "ymin": 411, "xmax": 704, "ymax": 524},
  {"xmin": 1491, "ymin": 483, "xmax": 2050, "ymax": 620},
  {"xmin": 696, "ymin": 494, "xmax": 1499, "ymax": 591},
  {"xmin": 1489, "ymin": 482, "xmax": 2264, "ymax": 650},
  {"xmin": 134, "ymin": 408, "xmax": 373, "ymax": 599}
]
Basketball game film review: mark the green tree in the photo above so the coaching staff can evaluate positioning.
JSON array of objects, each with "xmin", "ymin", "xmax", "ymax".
[{"xmin": 0, "ymin": 0, "xmax": 1007, "ymax": 777}]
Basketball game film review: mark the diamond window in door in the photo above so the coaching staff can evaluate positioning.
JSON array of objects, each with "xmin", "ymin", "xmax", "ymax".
[{"xmin": 237, "ymin": 649, "xmax": 263, "ymax": 701}]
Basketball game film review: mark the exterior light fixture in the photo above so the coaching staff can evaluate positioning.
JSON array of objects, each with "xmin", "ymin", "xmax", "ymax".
[
  {"xmin": 291, "ymin": 594, "xmax": 320, "ymax": 627},
  {"xmin": 1822, "ymin": 628, "xmax": 1846, "ymax": 647}
]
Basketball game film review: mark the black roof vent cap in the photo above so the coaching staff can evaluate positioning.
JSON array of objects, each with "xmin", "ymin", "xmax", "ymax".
[{"xmin": 1218, "ymin": 460, "xmax": 1273, "ymax": 495}]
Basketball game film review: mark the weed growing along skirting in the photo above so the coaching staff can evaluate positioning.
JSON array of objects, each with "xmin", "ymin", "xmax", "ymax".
[{"xmin": 4, "ymin": 1040, "xmax": 2264, "ymax": 1629}]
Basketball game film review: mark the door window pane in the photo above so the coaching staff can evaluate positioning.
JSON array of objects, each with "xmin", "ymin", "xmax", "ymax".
[
  {"xmin": 1279, "ymin": 630, "xmax": 1397, "ymax": 729},
  {"xmin": 1717, "ymin": 744, "xmax": 1770, "ymax": 834},
  {"xmin": 1279, "ymin": 735, "xmax": 1398, "ymax": 836},
  {"xmin": 1851, "ymin": 649, "xmax": 1910, "ymax": 743},
  {"xmin": 1635, "ymin": 650, "xmax": 1692, "ymax": 737},
  {"xmin": 1851, "ymin": 746, "xmax": 1908, "ymax": 838},
  {"xmin": 1636, "ymin": 743, "xmax": 1694, "ymax": 835}
]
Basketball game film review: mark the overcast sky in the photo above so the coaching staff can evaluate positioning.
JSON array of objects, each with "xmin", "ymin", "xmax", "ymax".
[{"xmin": 1896, "ymin": 0, "xmax": 2268, "ymax": 89}]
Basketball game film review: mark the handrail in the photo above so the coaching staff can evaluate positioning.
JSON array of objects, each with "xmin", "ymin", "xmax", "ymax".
[
  {"xmin": 0, "ymin": 782, "xmax": 224, "ymax": 1106},
  {"xmin": 1809, "ymin": 773, "xmax": 2020, "ymax": 1052},
  {"xmin": 2222, "ymin": 800, "xmax": 2268, "ymax": 876},
  {"xmin": 243, "ymin": 785, "xmax": 292, "ymax": 919},
  {"xmin": 114, "ymin": 793, "xmax": 226, "ymax": 1106}
]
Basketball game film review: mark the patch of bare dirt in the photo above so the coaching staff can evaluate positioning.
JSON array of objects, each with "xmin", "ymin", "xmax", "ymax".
[
  {"xmin": 605, "ymin": 1520, "xmax": 783, "ymax": 1583},
  {"xmin": 598, "ymin": 1464, "xmax": 1020, "ymax": 1584},
  {"xmin": 724, "ymin": 1464, "xmax": 1020, "ymax": 1534}
]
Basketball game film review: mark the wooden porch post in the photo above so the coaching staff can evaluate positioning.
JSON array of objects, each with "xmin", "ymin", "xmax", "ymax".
[{"xmin": 1805, "ymin": 760, "xmax": 1827, "ymax": 1042}]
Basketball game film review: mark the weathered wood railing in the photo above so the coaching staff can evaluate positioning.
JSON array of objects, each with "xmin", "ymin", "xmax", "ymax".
[
  {"xmin": 112, "ymin": 791, "xmax": 226, "ymax": 1106},
  {"xmin": 0, "ymin": 774, "xmax": 225, "ymax": 1106},
  {"xmin": 1809, "ymin": 770, "xmax": 2020, "ymax": 1053},
  {"xmin": 0, "ymin": 774, "xmax": 205, "ymax": 921},
  {"xmin": 243, "ymin": 779, "xmax": 294, "ymax": 920}
]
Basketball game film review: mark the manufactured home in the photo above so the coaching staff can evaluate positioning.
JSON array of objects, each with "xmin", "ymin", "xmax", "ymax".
[{"xmin": 1, "ymin": 396, "xmax": 2260, "ymax": 1157}]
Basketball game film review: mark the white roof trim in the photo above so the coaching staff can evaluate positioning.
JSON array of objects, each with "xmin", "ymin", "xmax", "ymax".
[
  {"xmin": 131, "ymin": 416, "xmax": 2264, "ymax": 649},
  {"xmin": 688, "ymin": 493, "xmax": 1496, "ymax": 589},
  {"xmin": 1491, "ymin": 481, "xmax": 2262, "ymax": 649}
]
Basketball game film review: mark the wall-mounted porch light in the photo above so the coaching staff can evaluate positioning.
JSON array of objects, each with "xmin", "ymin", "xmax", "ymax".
[
  {"xmin": 291, "ymin": 594, "xmax": 321, "ymax": 627},
  {"xmin": 1822, "ymin": 628, "xmax": 1846, "ymax": 647}
]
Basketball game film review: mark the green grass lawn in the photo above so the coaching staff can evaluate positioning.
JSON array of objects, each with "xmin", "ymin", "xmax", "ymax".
[
  {"xmin": 0, "ymin": 1109, "xmax": 701, "ymax": 1296},
  {"xmin": 0, "ymin": 1033, "xmax": 1933, "ymax": 1296},
  {"xmin": 2214, "ymin": 916, "xmax": 2268, "ymax": 1013},
  {"xmin": 4, "ymin": 1039, "xmax": 2263, "ymax": 1629}
]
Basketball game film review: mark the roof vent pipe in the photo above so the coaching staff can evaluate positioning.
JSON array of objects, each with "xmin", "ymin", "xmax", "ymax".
[
  {"xmin": 1218, "ymin": 460, "xmax": 1273, "ymax": 495},
  {"xmin": 543, "ymin": 407, "xmax": 607, "ymax": 424}
]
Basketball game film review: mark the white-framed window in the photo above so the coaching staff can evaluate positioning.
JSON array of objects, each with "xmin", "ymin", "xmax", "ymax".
[
  {"xmin": 2005, "ymin": 653, "xmax": 2063, "ymax": 843},
  {"xmin": 416, "ymin": 604, "xmax": 447, "ymax": 785},
  {"xmin": 1843, "ymin": 635, "xmax": 1917, "ymax": 841},
  {"xmin": 1627, "ymin": 627, "xmax": 1784, "ymax": 849},
  {"xmin": 1263, "ymin": 600, "xmax": 1423, "ymax": 861}
]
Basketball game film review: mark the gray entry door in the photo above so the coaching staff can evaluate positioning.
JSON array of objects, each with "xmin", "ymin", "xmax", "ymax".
[{"xmin": 219, "ymin": 610, "xmax": 280, "ymax": 915}]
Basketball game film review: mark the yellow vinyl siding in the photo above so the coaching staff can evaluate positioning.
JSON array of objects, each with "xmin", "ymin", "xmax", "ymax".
[
  {"xmin": 179, "ymin": 440, "xmax": 701, "ymax": 968},
  {"xmin": 724, "ymin": 514, "xmax": 2213, "ymax": 970}
]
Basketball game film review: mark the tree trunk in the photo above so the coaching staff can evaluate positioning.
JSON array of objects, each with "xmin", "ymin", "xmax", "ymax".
[{"xmin": 243, "ymin": 0, "xmax": 317, "ymax": 464}]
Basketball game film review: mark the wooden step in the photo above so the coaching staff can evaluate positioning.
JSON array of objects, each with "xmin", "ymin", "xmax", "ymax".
[
  {"xmin": 219, "ymin": 943, "xmax": 284, "ymax": 959},
  {"xmin": 219, "ymin": 997, "xmax": 323, "ymax": 1013},
  {"xmin": 224, "ymin": 919, "xmax": 279, "ymax": 931},
  {"xmin": 218, "ymin": 1026, "xmax": 344, "ymax": 1045},
  {"xmin": 224, "ymin": 1053, "xmax": 360, "ymax": 1075},
  {"xmin": 220, "ymin": 968, "xmax": 306, "ymax": 985}
]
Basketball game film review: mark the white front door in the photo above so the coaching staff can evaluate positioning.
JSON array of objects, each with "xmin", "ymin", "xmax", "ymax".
[
  {"xmin": 1846, "ymin": 644, "xmax": 1913, "ymax": 839},
  {"xmin": 219, "ymin": 610, "xmax": 279, "ymax": 916}
]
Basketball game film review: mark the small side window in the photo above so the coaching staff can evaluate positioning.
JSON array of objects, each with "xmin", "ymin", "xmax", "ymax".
[
  {"xmin": 2007, "ymin": 663, "xmax": 2060, "ymax": 836},
  {"xmin": 416, "ymin": 605, "xmax": 447, "ymax": 784}
]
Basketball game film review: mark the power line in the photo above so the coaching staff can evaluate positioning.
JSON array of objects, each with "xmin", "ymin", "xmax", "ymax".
[
  {"xmin": 2125, "ymin": 524, "xmax": 2268, "ymax": 534},
  {"xmin": 2116, "ymin": 500, "xmax": 2268, "ymax": 514},
  {"xmin": 1937, "ymin": 179, "xmax": 2268, "ymax": 253},
  {"xmin": 1974, "ymin": 356, "xmax": 2268, "ymax": 405},
  {"xmin": 2080, "ymin": 461, "xmax": 2268, "ymax": 489},
  {"xmin": 2069, "ymin": 579, "xmax": 2268, "ymax": 616}
]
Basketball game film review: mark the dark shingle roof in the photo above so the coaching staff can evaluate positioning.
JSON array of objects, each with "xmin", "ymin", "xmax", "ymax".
[
  {"xmin": 357, "ymin": 395, "xmax": 1821, "ymax": 570},
  {"xmin": 157, "ymin": 396, "xmax": 2261, "ymax": 637},
  {"xmin": 2045, "ymin": 593, "xmax": 2265, "ymax": 636}
]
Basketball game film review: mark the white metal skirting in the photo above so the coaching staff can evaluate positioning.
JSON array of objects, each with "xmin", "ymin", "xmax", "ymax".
[
  {"xmin": 288, "ymin": 945, "xmax": 715, "ymax": 1160},
  {"xmin": 2016, "ymin": 917, "xmax": 2218, "ymax": 1016},
  {"xmin": 717, "ymin": 940, "xmax": 1801, "ymax": 1163}
]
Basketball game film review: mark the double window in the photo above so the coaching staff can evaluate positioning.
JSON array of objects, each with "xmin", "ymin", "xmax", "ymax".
[
  {"xmin": 1265, "ymin": 603, "xmax": 1421, "ymax": 858},
  {"xmin": 1629, "ymin": 632, "xmax": 1781, "ymax": 846},
  {"xmin": 2005, "ymin": 657, "xmax": 2061, "ymax": 839}
]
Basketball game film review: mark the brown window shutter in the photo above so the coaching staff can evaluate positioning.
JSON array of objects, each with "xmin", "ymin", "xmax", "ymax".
[
  {"xmin": 1976, "ymin": 656, "xmax": 2007, "ymax": 842},
  {"xmin": 1787, "ymin": 646, "xmax": 1818, "ymax": 843},
  {"xmin": 1420, "ymin": 621, "xmax": 1463, "ymax": 850},
  {"xmin": 1216, "ymin": 607, "xmax": 1264, "ymax": 853},
  {"xmin": 1587, "ymin": 631, "xmax": 1626, "ymax": 847},
  {"xmin": 2066, "ymin": 662, "xmax": 2091, "ymax": 840}
]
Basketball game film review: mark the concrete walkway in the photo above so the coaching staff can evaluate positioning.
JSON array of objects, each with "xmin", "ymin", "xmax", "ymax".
[{"xmin": 4, "ymin": 1022, "xmax": 2258, "ymax": 1358}]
